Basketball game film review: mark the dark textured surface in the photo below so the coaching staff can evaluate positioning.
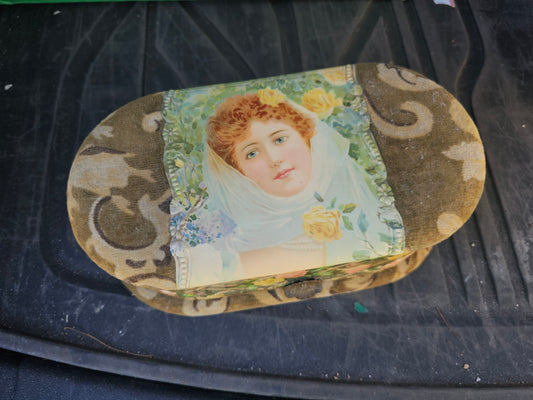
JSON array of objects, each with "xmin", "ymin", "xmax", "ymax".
[
  {"xmin": 0, "ymin": 348, "xmax": 287, "ymax": 400},
  {"xmin": 1, "ymin": 0, "xmax": 532, "ymax": 398}
]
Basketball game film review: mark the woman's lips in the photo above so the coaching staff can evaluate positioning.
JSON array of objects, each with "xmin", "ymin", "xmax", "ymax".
[{"xmin": 275, "ymin": 168, "xmax": 295, "ymax": 180}]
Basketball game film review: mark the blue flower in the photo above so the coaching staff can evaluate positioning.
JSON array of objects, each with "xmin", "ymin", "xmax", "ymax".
[{"xmin": 171, "ymin": 208, "xmax": 237, "ymax": 247}]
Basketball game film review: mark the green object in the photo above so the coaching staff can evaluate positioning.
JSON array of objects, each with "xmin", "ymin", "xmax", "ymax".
[{"xmin": 354, "ymin": 302, "xmax": 369, "ymax": 313}]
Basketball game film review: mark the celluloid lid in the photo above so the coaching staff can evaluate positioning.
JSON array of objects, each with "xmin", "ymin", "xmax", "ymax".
[
  {"xmin": 161, "ymin": 65, "xmax": 408, "ymax": 290},
  {"xmin": 67, "ymin": 63, "xmax": 485, "ymax": 299}
]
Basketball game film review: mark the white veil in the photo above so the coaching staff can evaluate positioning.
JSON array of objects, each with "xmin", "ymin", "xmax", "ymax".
[{"xmin": 203, "ymin": 119, "xmax": 349, "ymax": 252}]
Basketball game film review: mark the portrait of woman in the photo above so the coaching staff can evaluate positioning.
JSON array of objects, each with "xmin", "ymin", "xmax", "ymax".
[{"xmin": 163, "ymin": 68, "xmax": 404, "ymax": 289}]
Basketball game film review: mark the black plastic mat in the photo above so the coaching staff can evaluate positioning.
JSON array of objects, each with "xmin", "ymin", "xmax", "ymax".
[{"xmin": 1, "ymin": 1, "xmax": 532, "ymax": 398}]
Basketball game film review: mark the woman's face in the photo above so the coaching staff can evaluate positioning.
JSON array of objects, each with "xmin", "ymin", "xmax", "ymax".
[{"xmin": 234, "ymin": 119, "xmax": 313, "ymax": 197}]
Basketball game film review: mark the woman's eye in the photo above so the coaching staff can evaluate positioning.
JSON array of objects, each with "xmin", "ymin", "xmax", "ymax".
[
  {"xmin": 275, "ymin": 136, "xmax": 287, "ymax": 144},
  {"xmin": 246, "ymin": 150, "xmax": 258, "ymax": 159}
]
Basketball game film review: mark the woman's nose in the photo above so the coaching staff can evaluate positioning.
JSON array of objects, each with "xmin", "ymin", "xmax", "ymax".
[{"xmin": 265, "ymin": 146, "xmax": 282, "ymax": 166}]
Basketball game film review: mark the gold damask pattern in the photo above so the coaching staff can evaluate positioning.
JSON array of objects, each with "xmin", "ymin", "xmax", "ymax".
[
  {"xmin": 356, "ymin": 63, "xmax": 485, "ymax": 250},
  {"xmin": 67, "ymin": 93, "xmax": 177, "ymax": 291}
]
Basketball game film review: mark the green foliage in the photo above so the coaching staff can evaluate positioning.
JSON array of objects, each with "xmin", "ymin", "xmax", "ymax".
[
  {"xmin": 342, "ymin": 203, "xmax": 357, "ymax": 213},
  {"xmin": 378, "ymin": 233, "xmax": 396, "ymax": 246},
  {"xmin": 352, "ymin": 250, "xmax": 372, "ymax": 260},
  {"xmin": 343, "ymin": 215, "xmax": 354, "ymax": 231},
  {"xmin": 314, "ymin": 192, "xmax": 324, "ymax": 202}
]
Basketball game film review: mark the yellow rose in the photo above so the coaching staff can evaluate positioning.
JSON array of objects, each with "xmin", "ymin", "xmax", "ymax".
[
  {"xmin": 257, "ymin": 88, "xmax": 285, "ymax": 107},
  {"xmin": 303, "ymin": 206, "xmax": 342, "ymax": 242},
  {"xmin": 320, "ymin": 67, "xmax": 346, "ymax": 86},
  {"xmin": 301, "ymin": 88, "xmax": 343, "ymax": 119}
]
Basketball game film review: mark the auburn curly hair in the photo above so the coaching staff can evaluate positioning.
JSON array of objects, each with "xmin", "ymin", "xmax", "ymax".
[{"xmin": 206, "ymin": 93, "xmax": 316, "ymax": 170}]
